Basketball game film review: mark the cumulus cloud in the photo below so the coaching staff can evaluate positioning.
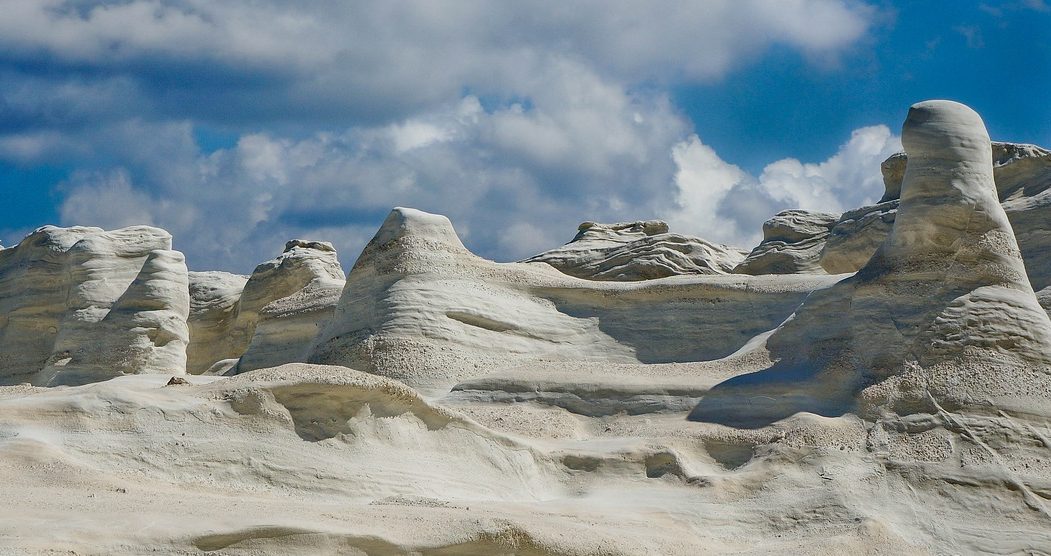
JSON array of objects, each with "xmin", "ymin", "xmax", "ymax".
[
  {"xmin": 0, "ymin": 0, "xmax": 883, "ymax": 270},
  {"xmin": 670, "ymin": 125, "xmax": 901, "ymax": 246},
  {"xmin": 0, "ymin": 0, "xmax": 873, "ymax": 126}
]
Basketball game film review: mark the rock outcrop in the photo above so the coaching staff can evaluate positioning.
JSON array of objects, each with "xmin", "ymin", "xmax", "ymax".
[
  {"xmin": 185, "ymin": 240, "xmax": 346, "ymax": 374},
  {"xmin": 186, "ymin": 271, "xmax": 249, "ymax": 374},
  {"xmin": 309, "ymin": 207, "xmax": 833, "ymax": 390},
  {"xmin": 693, "ymin": 100, "xmax": 1051, "ymax": 426},
  {"xmin": 0, "ymin": 225, "xmax": 190, "ymax": 385},
  {"xmin": 820, "ymin": 141, "xmax": 1051, "ymax": 284},
  {"xmin": 734, "ymin": 210, "xmax": 838, "ymax": 275},
  {"xmin": 523, "ymin": 220, "xmax": 745, "ymax": 280},
  {"xmin": 234, "ymin": 240, "xmax": 346, "ymax": 373}
]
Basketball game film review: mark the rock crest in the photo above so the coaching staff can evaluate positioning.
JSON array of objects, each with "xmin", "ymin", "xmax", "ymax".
[{"xmin": 523, "ymin": 219, "xmax": 745, "ymax": 281}]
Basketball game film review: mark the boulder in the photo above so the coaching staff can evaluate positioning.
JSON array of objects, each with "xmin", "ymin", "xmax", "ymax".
[
  {"xmin": 734, "ymin": 210, "xmax": 838, "ymax": 275},
  {"xmin": 522, "ymin": 220, "xmax": 745, "ymax": 281}
]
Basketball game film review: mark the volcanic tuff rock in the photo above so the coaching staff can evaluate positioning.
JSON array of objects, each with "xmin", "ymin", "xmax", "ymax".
[
  {"xmin": 0, "ymin": 225, "xmax": 189, "ymax": 385},
  {"xmin": 734, "ymin": 210, "xmax": 838, "ymax": 275},
  {"xmin": 186, "ymin": 271, "xmax": 249, "ymax": 373},
  {"xmin": 309, "ymin": 207, "xmax": 832, "ymax": 391},
  {"xmin": 820, "ymin": 140, "xmax": 1051, "ymax": 283},
  {"xmin": 234, "ymin": 240, "xmax": 346, "ymax": 373},
  {"xmin": 692, "ymin": 100, "xmax": 1051, "ymax": 426},
  {"xmin": 523, "ymin": 220, "xmax": 745, "ymax": 281}
]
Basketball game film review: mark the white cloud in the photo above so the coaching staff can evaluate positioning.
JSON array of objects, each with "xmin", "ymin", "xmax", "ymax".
[
  {"xmin": 0, "ymin": 1, "xmax": 873, "ymax": 125},
  {"xmin": 668, "ymin": 125, "xmax": 901, "ymax": 247},
  {"xmin": 0, "ymin": 1, "xmax": 884, "ymax": 270}
]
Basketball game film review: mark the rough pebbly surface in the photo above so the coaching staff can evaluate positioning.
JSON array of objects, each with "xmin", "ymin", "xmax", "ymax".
[
  {"xmin": 523, "ymin": 219, "xmax": 746, "ymax": 281},
  {"xmin": 734, "ymin": 210, "xmax": 838, "ymax": 275}
]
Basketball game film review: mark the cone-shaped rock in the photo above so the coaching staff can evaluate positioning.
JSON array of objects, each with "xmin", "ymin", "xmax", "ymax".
[{"xmin": 691, "ymin": 100, "xmax": 1051, "ymax": 426}]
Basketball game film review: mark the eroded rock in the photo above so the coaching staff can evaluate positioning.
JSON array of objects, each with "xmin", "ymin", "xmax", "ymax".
[
  {"xmin": 523, "ymin": 220, "xmax": 745, "ymax": 281},
  {"xmin": 734, "ymin": 210, "xmax": 838, "ymax": 275}
]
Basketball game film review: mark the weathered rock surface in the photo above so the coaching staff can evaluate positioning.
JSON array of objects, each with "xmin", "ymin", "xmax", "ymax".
[
  {"xmin": 734, "ymin": 210, "xmax": 838, "ymax": 275},
  {"xmin": 523, "ymin": 220, "xmax": 745, "ymax": 281},
  {"xmin": 186, "ymin": 271, "xmax": 249, "ymax": 374},
  {"xmin": 820, "ymin": 140, "xmax": 1051, "ymax": 284},
  {"xmin": 0, "ymin": 225, "xmax": 190, "ymax": 385},
  {"xmin": 693, "ymin": 100, "xmax": 1051, "ymax": 426},
  {"xmin": 309, "ymin": 207, "xmax": 834, "ymax": 391},
  {"xmin": 234, "ymin": 240, "xmax": 346, "ymax": 373}
]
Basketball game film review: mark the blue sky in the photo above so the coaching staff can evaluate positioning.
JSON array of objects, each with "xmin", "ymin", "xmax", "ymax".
[{"xmin": 0, "ymin": 1, "xmax": 1048, "ymax": 272}]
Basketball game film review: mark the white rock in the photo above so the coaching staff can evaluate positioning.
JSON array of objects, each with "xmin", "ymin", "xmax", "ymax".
[
  {"xmin": 310, "ymin": 207, "xmax": 834, "ymax": 391},
  {"xmin": 186, "ymin": 271, "xmax": 249, "ymax": 374},
  {"xmin": 234, "ymin": 239, "xmax": 346, "ymax": 373},
  {"xmin": 734, "ymin": 210, "xmax": 838, "ymax": 275},
  {"xmin": 693, "ymin": 100, "xmax": 1051, "ymax": 426},
  {"xmin": 523, "ymin": 220, "xmax": 745, "ymax": 280},
  {"xmin": 0, "ymin": 225, "xmax": 190, "ymax": 385},
  {"xmin": 820, "ymin": 140, "xmax": 1051, "ymax": 284}
]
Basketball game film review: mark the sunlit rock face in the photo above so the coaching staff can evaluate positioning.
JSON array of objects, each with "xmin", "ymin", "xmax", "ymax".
[
  {"xmin": 523, "ymin": 220, "xmax": 745, "ymax": 281},
  {"xmin": 0, "ymin": 225, "xmax": 189, "ymax": 386},
  {"xmin": 309, "ymin": 207, "xmax": 830, "ymax": 390},
  {"xmin": 693, "ymin": 100, "xmax": 1051, "ymax": 426},
  {"xmin": 186, "ymin": 271, "xmax": 249, "ymax": 374},
  {"xmin": 734, "ymin": 210, "xmax": 838, "ymax": 275},
  {"xmin": 820, "ymin": 141, "xmax": 1051, "ymax": 292},
  {"xmin": 235, "ymin": 240, "xmax": 346, "ymax": 373}
]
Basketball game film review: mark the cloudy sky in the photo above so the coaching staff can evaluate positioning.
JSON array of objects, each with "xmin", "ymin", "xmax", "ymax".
[{"xmin": 1, "ymin": 1, "xmax": 1049, "ymax": 272}]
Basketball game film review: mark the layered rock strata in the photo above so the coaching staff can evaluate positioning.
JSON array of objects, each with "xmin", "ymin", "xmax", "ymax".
[
  {"xmin": 821, "ymin": 141, "xmax": 1051, "ymax": 285},
  {"xmin": 309, "ymin": 207, "xmax": 834, "ymax": 390},
  {"xmin": 234, "ymin": 240, "xmax": 346, "ymax": 373},
  {"xmin": 0, "ymin": 225, "xmax": 189, "ymax": 385},
  {"xmin": 523, "ymin": 220, "xmax": 745, "ymax": 280},
  {"xmin": 734, "ymin": 210, "xmax": 838, "ymax": 275}
]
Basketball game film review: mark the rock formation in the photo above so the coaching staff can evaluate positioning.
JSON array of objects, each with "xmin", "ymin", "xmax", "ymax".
[
  {"xmin": 692, "ymin": 100, "xmax": 1051, "ymax": 426},
  {"xmin": 309, "ymin": 207, "xmax": 833, "ymax": 390},
  {"xmin": 235, "ymin": 240, "xmax": 346, "ymax": 373},
  {"xmin": 183, "ymin": 240, "xmax": 346, "ymax": 374},
  {"xmin": 0, "ymin": 225, "xmax": 189, "ymax": 385},
  {"xmin": 523, "ymin": 220, "xmax": 745, "ymax": 280},
  {"xmin": 820, "ymin": 141, "xmax": 1051, "ymax": 284},
  {"xmin": 186, "ymin": 271, "xmax": 249, "ymax": 373},
  {"xmin": 734, "ymin": 210, "xmax": 838, "ymax": 275}
]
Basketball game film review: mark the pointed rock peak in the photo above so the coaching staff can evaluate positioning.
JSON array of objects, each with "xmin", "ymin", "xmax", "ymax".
[
  {"xmin": 284, "ymin": 239, "xmax": 336, "ymax": 253},
  {"xmin": 369, "ymin": 207, "xmax": 466, "ymax": 250}
]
